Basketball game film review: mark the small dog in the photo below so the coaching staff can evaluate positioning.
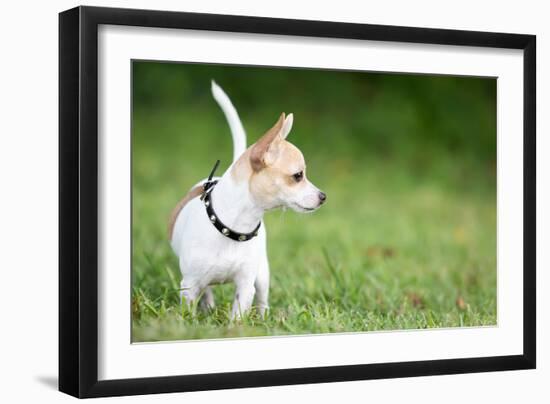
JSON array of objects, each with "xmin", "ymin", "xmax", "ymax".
[{"xmin": 169, "ymin": 81, "xmax": 326, "ymax": 318}]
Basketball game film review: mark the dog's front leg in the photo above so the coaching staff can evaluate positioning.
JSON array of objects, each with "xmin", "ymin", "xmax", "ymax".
[
  {"xmin": 231, "ymin": 276, "xmax": 256, "ymax": 320},
  {"xmin": 180, "ymin": 277, "xmax": 202, "ymax": 311},
  {"xmin": 254, "ymin": 257, "xmax": 270, "ymax": 317}
]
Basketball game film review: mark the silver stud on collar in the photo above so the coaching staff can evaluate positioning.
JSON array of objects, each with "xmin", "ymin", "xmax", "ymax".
[
  {"xmin": 205, "ymin": 200, "xmax": 210, "ymax": 207},
  {"xmin": 222, "ymin": 228, "xmax": 229, "ymax": 236},
  {"xmin": 238, "ymin": 235, "xmax": 247, "ymax": 241},
  {"xmin": 210, "ymin": 215, "xmax": 216, "ymax": 223}
]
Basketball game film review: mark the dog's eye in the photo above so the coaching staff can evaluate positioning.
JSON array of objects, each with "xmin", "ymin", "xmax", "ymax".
[{"xmin": 292, "ymin": 171, "xmax": 304, "ymax": 182}]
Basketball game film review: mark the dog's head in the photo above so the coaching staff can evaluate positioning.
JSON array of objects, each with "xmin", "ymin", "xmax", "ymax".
[{"xmin": 234, "ymin": 113, "xmax": 326, "ymax": 213}]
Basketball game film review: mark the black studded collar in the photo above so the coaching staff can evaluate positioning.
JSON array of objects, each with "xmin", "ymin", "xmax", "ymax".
[{"xmin": 200, "ymin": 160, "xmax": 261, "ymax": 242}]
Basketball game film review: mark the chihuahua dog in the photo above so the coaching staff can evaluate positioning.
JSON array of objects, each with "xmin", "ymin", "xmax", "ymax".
[{"xmin": 168, "ymin": 81, "xmax": 326, "ymax": 318}]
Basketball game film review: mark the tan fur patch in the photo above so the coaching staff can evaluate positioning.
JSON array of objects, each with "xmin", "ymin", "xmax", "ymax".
[
  {"xmin": 248, "ymin": 140, "xmax": 307, "ymax": 208},
  {"xmin": 250, "ymin": 113, "xmax": 286, "ymax": 171},
  {"xmin": 232, "ymin": 115, "xmax": 307, "ymax": 210},
  {"xmin": 272, "ymin": 141, "xmax": 305, "ymax": 177},
  {"xmin": 168, "ymin": 185, "xmax": 203, "ymax": 240}
]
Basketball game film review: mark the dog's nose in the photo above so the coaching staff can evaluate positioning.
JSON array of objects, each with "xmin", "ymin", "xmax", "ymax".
[{"xmin": 319, "ymin": 192, "xmax": 327, "ymax": 204}]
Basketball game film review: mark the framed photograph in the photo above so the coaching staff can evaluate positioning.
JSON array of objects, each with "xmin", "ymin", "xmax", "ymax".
[{"xmin": 59, "ymin": 6, "xmax": 536, "ymax": 398}]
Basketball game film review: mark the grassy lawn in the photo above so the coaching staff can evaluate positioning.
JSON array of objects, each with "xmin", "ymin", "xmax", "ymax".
[
  {"xmin": 131, "ymin": 116, "xmax": 497, "ymax": 342},
  {"xmin": 131, "ymin": 64, "xmax": 496, "ymax": 342}
]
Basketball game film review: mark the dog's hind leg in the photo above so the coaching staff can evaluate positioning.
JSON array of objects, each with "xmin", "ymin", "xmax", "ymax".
[
  {"xmin": 254, "ymin": 257, "xmax": 270, "ymax": 318},
  {"xmin": 199, "ymin": 286, "xmax": 216, "ymax": 311}
]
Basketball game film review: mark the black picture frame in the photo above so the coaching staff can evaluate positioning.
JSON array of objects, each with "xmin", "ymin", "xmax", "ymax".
[{"xmin": 59, "ymin": 5, "xmax": 536, "ymax": 398}]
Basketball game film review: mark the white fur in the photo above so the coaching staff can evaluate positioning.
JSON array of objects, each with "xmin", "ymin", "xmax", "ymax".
[
  {"xmin": 171, "ymin": 175, "xmax": 269, "ymax": 318},
  {"xmin": 211, "ymin": 80, "xmax": 246, "ymax": 163},
  {"xmin": 171, "ymin": 82, "xmax": 323, "ymax": 319}
]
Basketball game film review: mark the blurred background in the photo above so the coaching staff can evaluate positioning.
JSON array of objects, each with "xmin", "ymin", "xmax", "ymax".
[{"xmin": 131, "ymin": 61, "xmax": 496, "ymax": 342}]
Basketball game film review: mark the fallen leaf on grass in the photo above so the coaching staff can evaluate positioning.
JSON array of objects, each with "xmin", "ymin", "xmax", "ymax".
[
  {"xmin": 407, "ymin": 292, "xmax": 424, "ymax": 308},
  {"xmin": 364, "ymin": 246, "xmax": 396, "ymax": 259},
  {"xmin": 456, "ymin": 296, "xmax": 467, "ymax": 310}
]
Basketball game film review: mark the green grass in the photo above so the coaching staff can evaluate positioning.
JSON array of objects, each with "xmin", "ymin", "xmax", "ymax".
[
  {"xmin": 131, "ymin": 63, "xmax": 496, "ymax": 342},
  {"xmin": 131, "ymin": 120, "xmax": 496, "ymax": 343}
]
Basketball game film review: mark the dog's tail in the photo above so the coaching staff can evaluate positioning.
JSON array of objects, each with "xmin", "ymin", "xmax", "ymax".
[{"xmin": 211, "ymin": 80, "xmax": 247, "ymax": 163}]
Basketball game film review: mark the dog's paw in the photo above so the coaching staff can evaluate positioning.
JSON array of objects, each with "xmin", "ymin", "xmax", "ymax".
[{"xmin": 257, "ymin": 305, "xmax": 269, "ymax": 319}]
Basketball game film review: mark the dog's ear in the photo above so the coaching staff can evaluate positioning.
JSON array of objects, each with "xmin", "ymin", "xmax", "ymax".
[
  {"xmin": 280, "ymin": 113, "xmax": 293, "ymax": 139},
  {"xmin": 250, "ymin": 113, "xmax": 285, "ymax": 171}
]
